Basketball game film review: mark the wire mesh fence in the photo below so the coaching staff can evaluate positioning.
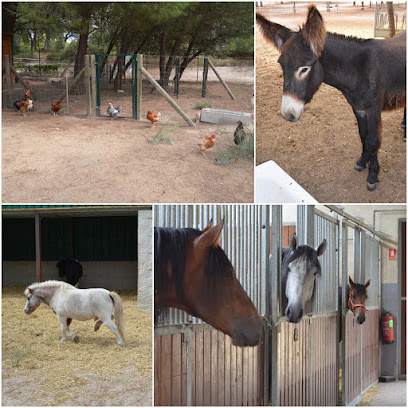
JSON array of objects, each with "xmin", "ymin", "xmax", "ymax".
[{"xmin": 4, "ymin": 54, "xmax": 254, "ymax": 122}]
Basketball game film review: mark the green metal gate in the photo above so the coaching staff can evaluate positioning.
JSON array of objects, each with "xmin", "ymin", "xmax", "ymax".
[{"xmin": 95, "ymin": 54, "xmax": 138, "ymax": 119}]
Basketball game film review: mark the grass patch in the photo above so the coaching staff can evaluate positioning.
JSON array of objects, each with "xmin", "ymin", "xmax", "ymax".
[
  {"xmin": 9, "ymin": 349, "xmax": 29, "ymax": 367},
  {"xmin": 194, "ymin": 101, "xmax": 212, "ymax": 110},
  {"xmin": 213, "ymin": 128, "xmax": 254, "ymax": 165},
  {"xmin": 148, "ymin": 120, "xmax": 180, "ymax": 145}
]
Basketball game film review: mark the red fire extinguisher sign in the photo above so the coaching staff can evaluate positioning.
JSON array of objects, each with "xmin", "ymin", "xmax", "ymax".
[{"xmin": 388, "ymin": 249, "xmax": 397, "ymax": 260}]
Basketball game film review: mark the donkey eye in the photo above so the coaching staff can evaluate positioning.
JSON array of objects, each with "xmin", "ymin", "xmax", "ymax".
[{"xmin": 296, "ymin": 66, "xmax": 311, "ymax": 79}]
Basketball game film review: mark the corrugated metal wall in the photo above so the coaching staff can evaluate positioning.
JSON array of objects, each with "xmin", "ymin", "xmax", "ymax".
[{"xmin": 154, "ymin": 205, "xmax": 270, "ymax": 406}]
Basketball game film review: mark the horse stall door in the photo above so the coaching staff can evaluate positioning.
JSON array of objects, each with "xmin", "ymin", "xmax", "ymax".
[{"xmin": 154, "ymin": 205, "xmax": 270, "ymax": 406}]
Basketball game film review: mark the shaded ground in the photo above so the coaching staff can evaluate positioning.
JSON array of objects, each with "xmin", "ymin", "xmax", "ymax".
[
  {"xmin": 256, "ymin": 6, "xmax": 406, "ymax": 203},
  {"xmin": 3, "ymin": 81, "xmax": 254, "ymax": 203},
  {"xmin": 357, "ymin": 380, "xmax": 406, "ymax": 406},
  {"xmin": 2, "ymin": 288, "xmax": 152, "ymax": 406}
]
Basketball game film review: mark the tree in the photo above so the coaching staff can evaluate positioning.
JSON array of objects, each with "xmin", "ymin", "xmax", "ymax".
[{"xmin": 386, "ymin": 2, "xmax": 396, "ymax": 38}]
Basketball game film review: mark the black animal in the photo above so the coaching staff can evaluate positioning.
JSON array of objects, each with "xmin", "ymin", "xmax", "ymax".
[
  {"xmin": 56, "ymin": 259, "xmax": 83, "ymax": 287},
  {"xmin": 257, "ymin": 5, "xmax": 406, "ymax": 191},
  {"xmin": 234, "ymin": 121, "xmax": 245, "ymax": 145}
]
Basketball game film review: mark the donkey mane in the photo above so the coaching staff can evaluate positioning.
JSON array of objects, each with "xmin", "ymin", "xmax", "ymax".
[
  {"xmin": 327, "ymin": 32, "xmax": 372, "ymax": 44},
  {"xmin": 154, "ymin": 227, "xmax": 234, "ymax": 309}
]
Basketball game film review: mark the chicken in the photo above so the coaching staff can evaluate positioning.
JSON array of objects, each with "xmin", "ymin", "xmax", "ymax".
[
  {"xmin": 234, "ymin": 121, "xmax": 245, "ymax": 145},
  {"xmin": 27, "ymin": 98, "xmax": 33, "ymax": 113},
  {"xmin": 14, "ymin": 98, "xmax": 21, "ymax": 111},
  {"xmin": 107, "ymin": 102, "xmax": 122, "ymax": 117},
  {"xmin": 19, "ymin": 96, "xmax": 30, "ymax": 116},
  {"xmin": 147, "ymin": 110, "xmax": 161, "ymax": 126},
  {"xmin": 52, "ymin": 99, "xmax": 61, "ymax": 116},
  {"xmin": 197, "ymin": 133, "xmax": 216, "ymax": 155}
]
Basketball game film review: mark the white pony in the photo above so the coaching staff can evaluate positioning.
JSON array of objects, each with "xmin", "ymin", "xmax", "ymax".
[{"xmin": 24, "ymin": 280, "xmax": 125, "ymax": 347}]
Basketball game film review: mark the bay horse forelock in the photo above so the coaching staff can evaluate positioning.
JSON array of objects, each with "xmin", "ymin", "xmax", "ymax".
[
  {"xmin": 154, "ymin": 224, "xmax": 262, "ymax": 347},
  {"xmin": 257, "ymin": 5, "xmax": 406, "ymax": 191}
]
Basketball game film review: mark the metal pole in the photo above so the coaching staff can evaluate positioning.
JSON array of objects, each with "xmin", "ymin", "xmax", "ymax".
[
  {"xmin": 341, "ymin": 218, "xmax": 348, "ymax": 406},
  {"xmin": 90, "ymin": 55, "xmax": 97, "ymax": 118},
  {"xmin": 202, "ymin": 58, "xmax": 208, "ymax": 98},
  {"xmin": 136, "ymin": 54, "xmax": 143, "ymax": 120},
  {"xmin": 35, "ymin": 212, "xmax": 42, "ymax": 282}
]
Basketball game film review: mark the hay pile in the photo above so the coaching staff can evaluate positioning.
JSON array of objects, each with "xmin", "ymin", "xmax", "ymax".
[{"xmin": 2, "ymin": 286, "xmax": 152, "ymax": 406}]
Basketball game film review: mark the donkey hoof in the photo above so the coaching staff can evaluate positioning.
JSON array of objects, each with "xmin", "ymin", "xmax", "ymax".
[
  {"xmin": 366, "ymin": 181, "xmax": 378, "ymax": 191},
  {"xmin": 354, "ymin": 163, "xmax": 366, "ymax": 171},
  {"xmin": 73, "ymin": 336, "xmax": 80, "ymax": 343}
]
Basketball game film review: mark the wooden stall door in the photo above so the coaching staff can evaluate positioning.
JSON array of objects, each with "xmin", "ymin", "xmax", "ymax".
[{"xmin": 401, "ymin": 221, "xmax": 406, "ymax": 376}]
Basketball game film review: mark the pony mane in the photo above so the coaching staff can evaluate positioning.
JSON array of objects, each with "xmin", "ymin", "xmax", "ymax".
[
  {"xmin": 154, "ymin": 227, "xmax": 235, "ymax": 310},
  {"xmin": 25, "ymin": 280, "xmax": 73, "ymax": 295}
]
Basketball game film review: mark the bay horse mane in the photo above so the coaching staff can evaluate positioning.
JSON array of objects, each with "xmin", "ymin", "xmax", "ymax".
[{"xmin": 154, "ymin": 227, "xmax": 235, "ymax": 310}]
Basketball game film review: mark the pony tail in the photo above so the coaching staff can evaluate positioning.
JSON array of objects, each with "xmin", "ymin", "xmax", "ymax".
[
  {"xmin": 302, "ymin": 5, "xmax": 326, "ymax": 56},
  {"xmin": 110, "ymin": 291, "xmax": 125, "ymax": 342}
]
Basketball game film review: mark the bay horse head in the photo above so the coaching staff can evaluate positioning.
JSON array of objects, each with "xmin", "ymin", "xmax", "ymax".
[
  {"xmin": 257, "ymin": 5, "xmax": 326, "ymax": 122},
  {"xmin": 348, "ymin": 276, "xmax": 370, "ymax": 324},
  {"xmin": 155, "ymin": 220, "xmax": 262, "ymax": 347},
  {"xmin": 282, "ymin": 233, "xmax": 327, "ymax": 323}
]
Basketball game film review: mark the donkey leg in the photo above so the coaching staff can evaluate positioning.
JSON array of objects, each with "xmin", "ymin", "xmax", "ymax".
[
  {"xmin": 353, "ymin": 109, "xmax": 369, "ymax": 171},
  {"xmin": 365, "ymin": 108, "xmax": 382, "ymax": 191},
  {"xmin": 103, "ymin": 319, "xmax": 125, "ymax": 347}
]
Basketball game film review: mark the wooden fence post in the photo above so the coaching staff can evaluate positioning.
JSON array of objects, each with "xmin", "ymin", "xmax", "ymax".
[
  {"xmin": 4, "ymin": 55, "xmax": 13, "ymax": 108},
  {"xmin": 207, "ymin": 58, "xmax": 236, "ymax": 101},
  {"xmin": 136, "ymin": 54, "xmax": 143, "ymax": 120},
  {"xmin": 202, "ymin": 57, "xmax": 209, "ymax": 98},
  {"xmin": 85, "ymin": 54, "xmax": 91, "ymax": 117},
  {"xmin": 8, "ymin": 64, "xmax": 38, "ymax": 100},
  {"xmin": 58, "ymin": 66, "xmax": 85, "ymax": 102},
  {"xmin": 90, "ymin": 55, "xmax": 97, "ymax": 118}
]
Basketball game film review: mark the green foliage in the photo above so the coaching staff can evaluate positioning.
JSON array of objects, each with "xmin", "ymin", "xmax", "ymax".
[
  {"xmin": 148, "ymin": 120, "xmax": 180, "ymax": 145},
  {"xmin": 213, "ymin": 128, "xmax": 254, "ymax": 166},
  {"xmin": 194, "ymin": 101, "xmax": 212, "ymax": 110},
  {"xmin": 9, "ymin": 349, "xmax": 28, "ymax": 368}
]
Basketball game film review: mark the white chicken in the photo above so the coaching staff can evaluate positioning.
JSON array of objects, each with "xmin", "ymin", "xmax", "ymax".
[{"xmin": 107, "ymin": 102, "xmax": 122, "ymax": 117}]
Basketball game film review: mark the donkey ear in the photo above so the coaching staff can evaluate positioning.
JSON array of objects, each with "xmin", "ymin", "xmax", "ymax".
[
  {"xmin": 349, "ymin": 276, "xmax": 355, "ymax": 289},
  {"xmin": 316, "ymin": 239, "xmax": 326, "ymax": 256},
  {"xmin": 365, "ymin": 279, "xmax": 371, "ymax": 289},
  {"xmin": 256, "ymin": 13, "xmax": 292, "ymax": 51},
  {"xmin": 302, "ymin": 5, "xmax": 326, "ymax": 57},
  {"xmin": 195, "ymin": 218, "xmax": 224, "ymax": 250},
  {"xmin": 289, "ymin": 233, "xmax": 298, "ymax": 251}
]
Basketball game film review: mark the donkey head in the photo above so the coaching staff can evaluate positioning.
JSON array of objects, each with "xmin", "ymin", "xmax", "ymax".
[
  {"xmin": 257, "ymin": 5, "xmax": 327, "ymax": 121},
  {"xmin": 282, "ymin": 233, "xmax": 327, "ymax": 323},
  {"xmin": 348, "ymin": 276, "xmax": 370, "ymax": 324}
]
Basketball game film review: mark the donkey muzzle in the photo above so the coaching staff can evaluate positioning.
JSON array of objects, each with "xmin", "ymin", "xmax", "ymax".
[{"xmin": 281, "ymin": 94, "xmax": 304, "ymax": 122}]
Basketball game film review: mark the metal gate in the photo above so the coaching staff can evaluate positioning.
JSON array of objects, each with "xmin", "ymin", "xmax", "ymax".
[
  {"xmin": 95, "ymin": 54, "xmax": 138, "ymax": 118},
  {"xmin": 268, "ymin": 206, "xmax": 340, "ymax": 406},
  {"xmin": 154, "ymin": 205, "xmax": 270, "ymax": 406},
  {"xmin": 341, "ymin": 221, "xmax": 381, "ymax": 406}
]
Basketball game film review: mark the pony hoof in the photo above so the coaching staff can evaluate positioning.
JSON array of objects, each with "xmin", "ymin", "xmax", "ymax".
[
  {"xmin": 73, "ymin": 336, "xmax": 80, "ymax": 343},
  {"xmin": 354, "ymin": 163, "xmax": 366, "ymax": 171},
  {"xmin": 366, "ymin": 181, "xmax": 378, "ymax": 191}
]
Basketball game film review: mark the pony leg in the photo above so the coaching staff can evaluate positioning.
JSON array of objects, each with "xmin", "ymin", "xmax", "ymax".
[
  {"xmin": 58, "ymin": 316, "xmax": 79, "ymax": 343},
  {"xmin": 353, "ymin": 109, "xmax": 369, "ymax": 171},
  {"xmin": 103, "ymin": 319, "xmax": 125, "ymax": 347},
  {"xmin": 94, "ymin": 315, "xmax": 113, "ymax": 332}
]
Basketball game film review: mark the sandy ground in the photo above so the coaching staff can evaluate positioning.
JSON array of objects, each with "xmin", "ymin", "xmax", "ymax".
[
  {"xmin": 2, "ymin": 288, "xmax": 152, "ymax": 406},
  {"xmin": 256, "ymin": 5, "xmax": 406, "ymax": 203},
  {"xmin": 2, "ymin": 81, "xmax": 254, "ymax": 203}
]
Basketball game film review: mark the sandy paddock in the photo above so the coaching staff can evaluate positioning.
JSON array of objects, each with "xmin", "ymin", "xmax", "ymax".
[
  {"xmin": 2, "ymin": 79, "xmax": 254, "ymax": 203},
  {"xmin": 2, "ymin": 287, "xmax": 152, "ymax": 406},
  {"xmin": 256, "ymin": 5, "xmax": 406, "ymax": 203}
]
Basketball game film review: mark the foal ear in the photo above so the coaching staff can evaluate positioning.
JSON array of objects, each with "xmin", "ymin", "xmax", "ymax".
[
  {"xmin": 316, "ymin": 239, "xmax": 326, "ymax": 256},
  {"xmin": 256, "ymin": 13, "xmax": 292, "ymax": 51},
  {"xmin": 365, "ymin": 279, "xmax": 371, "ymax": 289},
  {"xmin": 289, "ymin": 233, "xmax": 298, "ymax": 251},
  {"xmin": 195, "ymin": 219, "xmax": 224, "ymax": 250},
  {"xmin": 349, "ymin": 276, "xmax": 355, "ymax": 289},
  {"xmin": 302, "ymin": 5, "xmax": 326, "ymax": 57}
]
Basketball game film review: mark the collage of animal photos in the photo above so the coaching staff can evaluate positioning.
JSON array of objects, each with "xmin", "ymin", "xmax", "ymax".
[{"xmin": 1, "ymin": 1, "xmax": 407, "ymax": 408}]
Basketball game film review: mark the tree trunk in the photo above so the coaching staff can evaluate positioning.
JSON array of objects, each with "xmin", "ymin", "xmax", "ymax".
[
  {"xmin": 387, "ymin": 2, "xmax": 396, "ymax": 38},
  {"xmin": 159, "ymin": 30, "xmax": 167, "ymax": 86},
  {"xmin": 74, "ymin": 3, "xmax": 93, "ymax": 90}
]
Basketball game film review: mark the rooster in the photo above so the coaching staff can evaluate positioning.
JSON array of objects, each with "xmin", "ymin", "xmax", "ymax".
[
  {"xmin": 52, "ymin": 100, "xmax": 61, "ymax": 116},
  {"xmin": 14, "ymin": 98, "xmax": 21, "ymax": 111},
  {"xmin": 107, "ymin": 102, "xmax": 122, "ymax": 117},
  {"xmin": 18, "ymin": 96, "xmax": 30, "ymax": 116},
  {"xmin": 197, "ymin": 133, "xmax": 216, "ymax": 156},
  {"xmin": 147, "ymin": 110, "xmax": 161, "ymax": 126},
  {"xmin": 234, "ymin": 121, "xmax": 246, "ymax": 145}
]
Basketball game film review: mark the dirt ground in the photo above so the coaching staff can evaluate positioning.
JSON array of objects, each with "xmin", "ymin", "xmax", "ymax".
[
  {"xmin": 2, "ymin": 288, "xmax": 152, "ymax": 406},
  {"xmin": 2, "ymin": 81, "xmax": 254, "ymax": 203},
  {"xmin": 256, "ymin": 5, "xmax": 406, "ymax": 203}
]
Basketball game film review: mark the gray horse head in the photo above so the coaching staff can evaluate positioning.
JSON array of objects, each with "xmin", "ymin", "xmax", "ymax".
[{"xmin": 282, "ymin": 233, "xmax": 326, "ymax": 323}]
